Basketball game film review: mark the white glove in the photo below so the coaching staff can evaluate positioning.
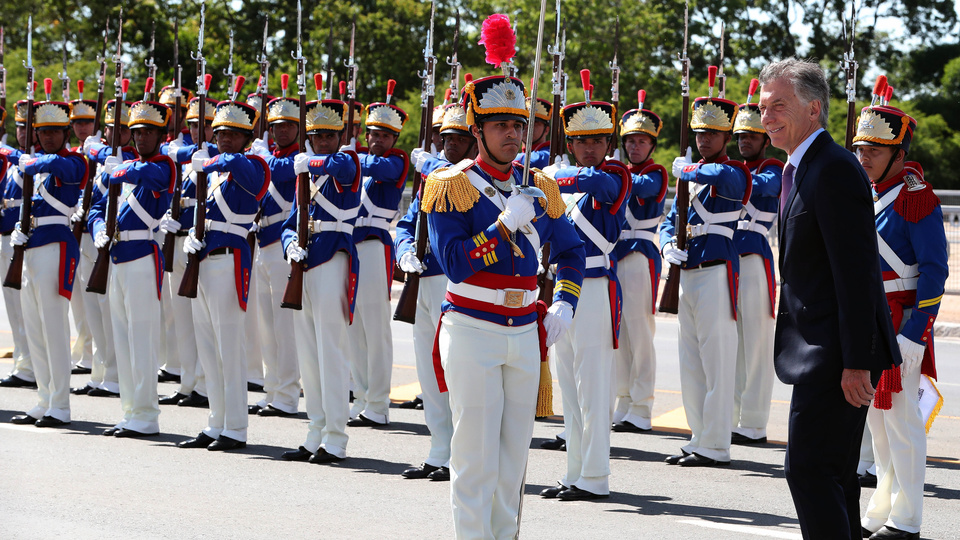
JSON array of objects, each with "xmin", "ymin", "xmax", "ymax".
[
  {"xmin": 561, "ymin": 153, "xmax": 571, "ymax": 167},
  {"xmin": 662, "ymin": 242, "xmax": 688, "ymax": 266},
  {"xmin": 248, "ymin": 221, "xmax": 260, "ymax": 234},
  {"xmin": 250, "ymin": 137, "xmax": 271, "ymax": 158},
  {"xmin": 70, "ymin": 208, "xmax": 85, "ymax": 224},
  {"xmin": 183, "ymin": 229, "xmax": 205, "ymax": 254},
  {"xmin": 167, "ymin": 133, "xmax": 185, "ymax": 156},
  {"xmin": 498, "ymin": 187, "xmax": 536, "ymax": 233},
  {"xmin": 339, "ymin": 137, "xmax": 357, "ymax": 153},
  {"xmin": 10, "ymin": 223, "xmax": 29, "ymax": 246},
  {"xmin": 398, "ymin": 251, "xmax": 426, "ymax": 274},
  {"xmin": 543, "ymin": 300, "xmax": 574, "ymax": 347},
  {"xmin": 541, "ymin": 155, "xmax": 563, "ymax": 178},
  {"xmin": 158, "ymin": 211, "xmax": 181, "ymax": 234},
  {"xmin": 17, "ymin": 154, "xmax": 35, "ymax": 174},
  {"xmin": 609, "ymin": 148, "xmax": 621, "ymax": 162},
  {"xmin": 285, "ymin": 237, "xmax": 308, "ymax": 262},
  {"xmin": 0, "ymin": 133, "xmax": 7, "ymax": 147},
  {"xmin": 83, "ymin": 131, "xmax": 103, "ymax": 157},
  {"xmin": 411, "ymin": 147, "xmax": 433, "ymax": 173},
  {"xmin": 294, "ymin": 153, "xmax": 312, "ymax": 175},
  {"xmin": 103, "ymin": 155, "xmax": 123, "ymax": 176},
  {"xmin": 94, "ymin": 229, "xmax": 111, "ymax": 249},
  {"xmin": 303, "ymin": 140, "xmax": 315, "ymax": 156},
  {"xmin": 671, "ymin": 146, "xmax": 694, "ymax": 179},
  {"xmin": 896, "ymin": 334, "xmax": 925, "ymax": 375},
  {"xmin": 191, "ymin": 144, "xmax": 211, "ymax": 173}
]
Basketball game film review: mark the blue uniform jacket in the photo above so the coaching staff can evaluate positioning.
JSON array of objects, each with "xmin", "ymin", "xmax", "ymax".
[
  {"xmin": 395, "ymin": 193, "xmax": 444, "ymax": 278},
  {"xmin": 516, "ymin": 141, "xmax": 551, "ymax": 170},
  {"xmin": 1, "ymin": 145, "xmax": 26, "ymax": 234},
  {"xmin": 169, "ymin": 143, "xmax": 220, "ymax": 231},
  {"xmin": 613, "ymin": 159, "xmax": 667, "ymax": 270},
  {"xmin": 258, "ymin": 143, "xmax": 299, "ymax": 248},
  {"xmin": 354, "ymin": 147, "xmax": 409, "ymax": 248}
]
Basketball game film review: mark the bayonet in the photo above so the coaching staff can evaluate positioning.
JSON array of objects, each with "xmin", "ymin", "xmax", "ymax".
[
  {"xmin": 223, "ymin": 30, "xmax": 235, "ymax": 97},
  {"xmin": 59, "ymin": 35, "xmax": 70, "ymax": 101},
  {"xmin": 256, "ymin": 17, "xmax": 270, "ymax": 137},
  {"xmin": 608, "ymin": 17, "xmax": 621, "ymax": 153},
  {"xmin": 161, "ymin": 17, "xmax": 184, "ymax": 271},
  {"xmin": 0, "ymin": 27, "xmax": 6, "ymax": 112},
  {"xmin": 717, "ymin": 22, "xmax": 726, "ymax": 99},
  {"xmin": 843, "ymin": 2, "xmax": 859, "ymax": 150},
  {"xmin": 344, "ymin": 15, "xmax": 357, "ymax": 102},
  {"xmin": 324, "ymin": 22, "xmax": 335, "ymax": 99},
  {"xmin": 679, "ymin": 0, "xmax": 690, "ymax": 100},
  {"xmin": 446, "ymin": 10, "xmax": 461, "ymax": 100},
  {"xmin": 145, "ymin": 22, "xmax": 157, "ymax": 91},
  {"xmin": 415, "ymin": 1, "xmax": 436, "ymax": 149}
]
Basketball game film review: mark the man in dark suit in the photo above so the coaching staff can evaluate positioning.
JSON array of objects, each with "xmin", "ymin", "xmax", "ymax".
[{"xmin": 757, "ymin": 58, "xmax": 900, "ymax": 540}]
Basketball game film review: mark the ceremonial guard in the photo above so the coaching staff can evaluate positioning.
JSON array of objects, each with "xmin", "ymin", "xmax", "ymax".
[
  {"xmin": 247, "ymin": 82, "xmax": 301, "ymax": 417},
  {"xmin": 158, "ymin": 95, "xmax": 218, "ymax": 407},
  {"xmin": 159, "ymin": 84, "xmax": 192, "ymax": 146},
  {"xmin": 347, "ymin": 82, "xmax": 409, "ymax": 427},
  {"xmin": 424, "ymin": 23, "xmax": 586, "ymax": 531},
  {"xmin": 279, "ymin": 90, "xmax": 360, "ymax": 464},
  {"xmin": 854, "ymin": 98, "xmax": 948, "ymax": 540},
  {"xmin": 78, "ymin": 95, "xmax": 137, "ymax": 399},
  {"xmin": 612, "ymin": 90, "xmax": 668, "ymax": 433},
  {"xmin": 9, "ymin": 86, "xmax": 87, "ymax": 427},
  {"xmin": 69, "ymin": 83, "xmax": 98, "ymax": 146},
  {"xmin": 0, "ymin": 102, "xmax": 36, "ymax": 389},
  {"xmin": 540, "ymin": 72, "xmax": 629, "ymax": 501},
  {"xmin": 398, "ymin": 102, "xmax": 478, "ymax": 481},
  {"xmin": 659, "ymin": 69, "xmax": 749, "ymax": 466},
  {"xmin": 731, "ymin": 80, "xmax": 781, "ymax": 445},
  {"xmin": 177, "ymin": 87, "xmax": 269, "ymax": 451},
  {"xmin": 88, "ymin": 95, "xmax": 175, "ymax": 438}
]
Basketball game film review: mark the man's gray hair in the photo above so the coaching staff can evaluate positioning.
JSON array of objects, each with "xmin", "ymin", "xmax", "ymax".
[{"xmin": 759, "ymin": 57, "xmax": 830, "ymax": 129}]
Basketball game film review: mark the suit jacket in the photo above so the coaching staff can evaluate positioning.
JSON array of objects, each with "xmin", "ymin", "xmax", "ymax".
[{"xmin": 774, "ymin": 131, "xmax": 900, "ymax": 385}]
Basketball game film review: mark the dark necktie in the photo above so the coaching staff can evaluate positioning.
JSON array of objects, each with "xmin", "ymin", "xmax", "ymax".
[{"xmin": 780, "ymin": 162, "xmax": 796, "ymax": 216}]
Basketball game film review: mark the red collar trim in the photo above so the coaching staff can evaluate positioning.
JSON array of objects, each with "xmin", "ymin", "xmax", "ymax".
[
  {"xmin": 274, "ymin": 142, "xmax": 299, "ymax": 158},
  {"xmin": 476, "ymin": 157, "xmax": 514, "ymax": 181},
  {"xmin": 873, "ymin": 169, "xmax": 909, "ymax": 193},
  {"xmin": 702, "ymin": 154, "xmax": 730, "ymax": 165},
  {"xmin": 628, "ymin": 159, "xmax": 654, "ymax": 174}
]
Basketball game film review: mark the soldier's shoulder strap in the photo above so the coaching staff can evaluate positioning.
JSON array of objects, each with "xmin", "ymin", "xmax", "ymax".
[{"xmin": 895, "ymin": 164, "xmax": 940, "ymax": 223}]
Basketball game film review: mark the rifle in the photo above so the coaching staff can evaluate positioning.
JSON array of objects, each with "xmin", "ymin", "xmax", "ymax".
[
  {"xmin": 161, "ymin": 18, "xmax": 183, "ymax": 272},
  {"xmin": 716, "ymin": 22, "xmax": 726, "ymax": 99},
  {"xmin": 246, "ymin": 19, "xmax": 271, "ymax": 255},
  {"xmin": 0, "ymin": 26, "xmax": 6, "ymax": 120},
  {"xmin": 342, "ymin": 16, "xmax": 358, "ymax": 147},
  {"xmin": 87, "ymin": 11, "xmax": 127, "ymax": 295},
  {"xmin": 393, "ymin": 0, "xmax": 436, "ymax": 324},
  {"xmin": 223, "ymin": 30, "xmax": 235, "ymax": 101},
  {"xmin": 72, "ymin": 19, "xmax": 110, "ymax": 244},
  {"xmin": 608, "ymin": 17, "xmax": 620, "ymax": 155},
  {"xmin": 324, "ymin": 23, "xmax": 336, "ymax": 101},
  {"xmin": 59, "ymin": 35, "xmax": 70, "ymax": 102},
  {"xmin": 280, "ymin": 0, "xmax": 308, "ymax": 310},
  {"xmin": 658, "ymin": 0, "xmax": 690, "ymax": 314},
  {"xmin": 540, "ymin": 0, "xmax": 564, "ymax": 305},
  {"xmin": 178, "ymin": 0, "xmax": 209, "ymax": 299},
  {"xmin": 842, "ymin": 4, "xmax": 858, "ymax": 151},
  {"xmin": 2, "ymin": 16, "xmax": 35, "ymax": 289},
  {"xmin": 145, "ymin": 23, "xmax": 157, "ymax": 100},
  {"xmin": 446, "ymin": 11, "xmax": 461, "ymax": 100}
]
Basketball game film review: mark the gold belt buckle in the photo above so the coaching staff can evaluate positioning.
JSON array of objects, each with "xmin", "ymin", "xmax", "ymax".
[{"xmin": 503, "ymin": 289, "xmax": 524, "ymax": 309}]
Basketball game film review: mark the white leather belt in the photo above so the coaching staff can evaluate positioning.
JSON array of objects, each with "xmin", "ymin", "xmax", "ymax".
[
  {"xmin": 259, "ymin": 212, "xmax": 287, "ymax": 228},
  {"xmin": 31, "ymin": 216, "xmax": 70, "ymax": 228},
  {"xmin": 884, "ymin": 277, "xmax": 918, "ymax": 293},
  {"xmin": 620, "ymin": 229, "xmax": 657, "ymax": 242},
  {"xmin": 180, "ymin": 197, "xmax": 197, "ymax": 209},
  {"xmin": 737, "ymin": 220, "xmax": 771, "ymax": 234},
  {"xmin": 687, "ymin": 223, "xmax": 734, "ymax": 240},
  {"xmin": 354, "ymin": 216, "xmax": 392, "ymax": 230},
  {"xmin": 308, "ymin": 219, "xmax": 354, "ymax": 235},
  {"xmin": 447, "ymin": 281, "xmax": 539, "ymax": 309},
  {"xmin": 2, "ymin": 198, "xmax": 22, "ymax": 209},
  {"xmin": 205, "ymin": 219, "xmax": 249, "ymax": 238},
  {"xmin": 118, "ymin": 230, "xmax": 154, "ymax": 242},
  {"xmin": 585, "ymin": 254, "xmax": 611, "ymax": 269}
]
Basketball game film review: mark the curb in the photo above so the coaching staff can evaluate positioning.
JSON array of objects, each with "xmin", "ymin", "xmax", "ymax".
[{"xmin": 935, "ymin": 322, "xmax": 960, "ymax": 338}]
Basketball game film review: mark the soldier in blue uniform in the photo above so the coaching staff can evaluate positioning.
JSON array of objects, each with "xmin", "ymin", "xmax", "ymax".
[
  {"xmin": 659, "ymin": 69, "xmax": 750, "ymax": 467},
  {"xmin": 278, "ymin": 95, "xmax": 361, "ymax": 464},
  {"xmin": 246, "ymin": 89, "xmax": 301, "ymax": 418},
  {"xmin": 8, "ymin": 95, "xmax": 87, "ymax": 427},
  {"xmin": 539, "ymin": 75, "xmax": 629, "ymax": 501},
  {"xmin": 177, "ymin": 94, "xmax": 269, "ymax": 452},
  {"xmin": 424, "ymin": 73, "xmax": 585, "ymax": 539},
  {"xmin": 731, "ymin": 80, "xmax": 782, "ymax": 446},
  {"xmin": 611, "ymin": 90, "xmax": 668, "ymax": 434},
  {"xmin": 0, "ymin": 102, "xmax": 36, "ymax": 389},
  {"xmin": 157, "ymin": 95, "xmax": 218, "ymax": 408},
  {"xmin": 158, "ymin": 84, "xmax": 193, "ymax": 149},
  {"xmin": 88, "ymin": 99, "xmax": 175, "ymax": 437},
  {"xmin": 854, "ymin": 99, "xmax": 948, "ymax": 540},
  {"xmin": 397, "ymin": 102, "xmax": 477, "ymax": 482},
  {"xmin": 347, "ymin": 82, "xmax": 409, "ymax": 428}
]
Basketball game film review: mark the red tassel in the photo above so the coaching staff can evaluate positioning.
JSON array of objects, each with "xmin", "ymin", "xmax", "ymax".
[
  {"xmin": 478, "ymin": 14, "xmax": 516, "ymax": 66},
  {"xmin": 444, "ymin": 87, "xmax": 452, "ymax": 102},
  {"xmin": 203, "ymin": 74, "xmax": 212, "ymax": 91},
  {"xmin": 145, "ymin": 77, "xmax": 155, "ymax": 94},
  {"xmin": 339, "ymin": 81, "xmax": 346, "ymax": 97},
  {"xmin": 121, "ymin": 78, "xmax": 130, "ymax": 94},
  {"xmin": 708, "ymin": 66, "xmax": 717, "ymax": 88},
  {"xmin": 44, "ymin": 77, "xmax": 53, "ymax": 97},
  {"xmin": 885, "ymin": 86, "xmax": 894, "ymax": 103},
  {"xmin": 873, "ymin": 365, "xmax": 903, "ymax": 410},
  {"xmin": 748, "ymin": 78, "xmax": 759, "ymax": 97},
  {"xmin": 464, "ymin": 73, "xmax": 473, "ymax": 83},
  {"xmin": 77, "ymin": 80, "xmax": 85, "ymax": 95},
  {"xmin": 638, "ymin": 89, "xmax": 646, "ymax": 109},
  {"xmin": 281, "ymin": 73, "xmax": 290, "ymax": 91},
  {"xmin": 314, "ymin": 73, "xmax": 323, "ymax": 91},
  {"xmin": 873, "ymin": 75, "xmax": 887, "ymax": 98},
  {"xmin": 894, "ymin": 184, "xmax": 940, "ymax": 223}
]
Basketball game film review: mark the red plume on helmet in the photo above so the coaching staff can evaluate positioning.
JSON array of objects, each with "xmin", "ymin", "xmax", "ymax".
[
  {"xmin": 478, "ymin": 14, "xmax": 516, "ymax": 73},
  {"xmin": 281, "ymin": 73, "xmax": 290, "ymax": 98},
  {"xmin": 707, "ymin": 66, "xmax": 718, "ymax": 98},
  {"xmin": 638, "ymin": 89, "xmax": 646, "ymax": 110},
  {"xmin": 386, "ymin": 79, "xmax": 397, "ymax": 104},
  {"xmin": 44, "ymin": 78, "xmax": 53, "ymax": 100},
  {"xmin": 580, "ymin": 70, "xmax": 591, "ymax": 103},
  {"xmin": 77, "ymin": 79, "xmax": 85, "ymax": 99},
  {"xmin": 314, "ymin": 73, "xmax": 324, "ymax": 100}
]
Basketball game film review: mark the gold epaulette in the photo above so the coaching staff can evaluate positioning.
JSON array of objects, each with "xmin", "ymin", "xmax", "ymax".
[
  {"xmin": 532, "ymin": 169, "xmax": 565, "ymax": 219},
  {"xmin": 421, "ymin": 160, "xmax": 480, "ymax": 213}
]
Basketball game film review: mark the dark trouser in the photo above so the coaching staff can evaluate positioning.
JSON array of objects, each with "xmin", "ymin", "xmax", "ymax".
[{"xmin": 785, "ymin": 381, "xmax": 870, "ymax": 540}]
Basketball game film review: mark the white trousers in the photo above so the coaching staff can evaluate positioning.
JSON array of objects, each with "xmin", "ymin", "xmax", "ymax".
[
  {"xmin": 246, "ymin": 249, "xmax": 264, "ymax": 387},
  {"xmin": 613, "ymin": 252, "xmax": 657, "ymax": 428},
  {"xmin": 678, "ymin": 264, "xmax": 738, "ymax": 462},
  {"xmin": 439, "ymin": 311, "xmax": 539, "ymax": 540},
  {"xmin": 21, "ymin": 244, "xmax": 72, "ymax": 422},
  {"xmin": 1, "ymin": 234, "xmax": 33, "ymax": 381},
  {"xmin": 157, "ymin": 231, "xmax": 179, "ymax": 377},
  {"xmin": 348, "ymin": 239, "xmax": 393, "ymax": 422},
  {"xmin": 78, "ymin": 234, "xmax": 118, "ymax": 392},
  {"xmin": 863, "ymin": 309, "xmax": 926, "ymax": 535},
  {"xmin": 168, "ymin": 236, "xmax": 204, "ymax": 396},
  {"xmin": 733, "ymin": 254, "xmax": 775, "ymax": 437},
  {"xmin": 412, "ymin": 273, "xmax": 453, "ymax": 467},
  {"xmin": 69, "ymin": 256, "xmax": 93, "ymax": 369},
  {"xmin": 109, "ymin": 255, "xmax": 161, "ymax": 433},
  {"xmin": 192, "ymin": 253, "xmax": 248, "ymax": 441},
  {"xmin": 295, "ymin": 252, "xmax": 351, "ymax": 457},
  {"xmin": 555, "ymin": 277, "xmax": 613, "ymax": 495},
  {"xmin": 255, "ymin": 241, "xmax": 300, "ymax": 414}
]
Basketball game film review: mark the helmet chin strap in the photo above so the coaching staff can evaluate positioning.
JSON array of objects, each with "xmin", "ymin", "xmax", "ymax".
[{"xmin": 876, "ymin": 149, "xmax": 900, "ymax": 184}]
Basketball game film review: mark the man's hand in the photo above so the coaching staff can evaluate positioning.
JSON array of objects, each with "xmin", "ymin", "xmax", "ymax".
[
  {"xmin": 94, "ymin": 229, "xmax": 111, "ymax": 249},
  {"xmin": 191, "ymin": 143, "xmax": 211, "ymax": 173},
  {"xmin": 159, "ymin": 211, "xmax": 181, "ymax": 234},
  {"xmin": 671, "ymin": 146, "xmax": 694, "ymax": 178},
  {"xmin": 398, "ymin": 251, "xmax": 426, "ymax": 274},
  {"xmin": 83, "ymin": 131, "xmax": 103, "ymax": 157},
  {"xmin": 411, "ymin": 147, "xmax": 435, "ymax": 173},
  {"xmin": 183, "ymin": 229, "xmax": 205, "ymax": 254},
  {"xmin": 840, "ymin": 368, "xmax": 875, "ymax": 408},
  {"xmin": 662, "ymin": 242, "xmax": 688, "ymax": 266},
  {"xmin": 285, "ymin": 236, "xmax": 308, "ymax": 262},
  {"xmin": 10, "ymin": 223, "xmax": 29, "ymax": 246},
  {"xmin": 498, "ymin": 188, "xmax": 536, "ymax": 233},
  {"xmin": 250, "ymin": 137, "xmax": 271, "ymax": 158},
  {"xmin": 293, "ymin": 153, "xmax": 312, "ymax": 175},
  {"xmin": 897, "ymin": 334, "xmax": 925, "ymax": 376},
  {"xmin": 103, "ymin": 155, "xmax": 123, "ymax": 176},
  {"xmin": 543, "ymin": 300, "xmax": 574, "ymax": 347},
  {"xmin": 167, "ymin": 133, "xmax": 185, "ymax": 156},
  {"xmin": 541, "ymin": 155, "xmax": 563, "ymax": 178}
]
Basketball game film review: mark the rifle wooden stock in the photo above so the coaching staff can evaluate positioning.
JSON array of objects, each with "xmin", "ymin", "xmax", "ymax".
[
  {"xmin": 280, "ymin": 169, "xmax": 308, "ymax": 310},
  {"xmin": 86, "ymin": 182, "xmax": 120, "ymax": 294},
  {"xmin": 536, "ymin": 243, "xmax": 554, "ymax": 303},
  {"xmin": 177, "ymin": 80, "xmax": 208, "ymax": 299},
  {"xmin": 3, "ymin": 87, "xmax": 35, "ymax": 290},
  {"xmin": 74, "ymin": 62, "xmax": 109, "ymax": 244},
  {"xmin": 657, "ymin": 93, "xmax": 690, "ymax": 314},
  {"xmin": 845, "ymin": 100, "xmax": 856, "ymax": 152}
]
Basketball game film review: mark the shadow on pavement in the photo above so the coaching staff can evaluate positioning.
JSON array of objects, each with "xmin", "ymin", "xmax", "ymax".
[{"xmin": 607, "ymin": 491, "xmax": 800, "ymax": 529}]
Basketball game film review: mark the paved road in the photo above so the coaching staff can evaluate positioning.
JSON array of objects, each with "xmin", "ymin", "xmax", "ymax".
[{"xmin": 1, "ymin": 303, "xmax": 958, "ymax": 539}]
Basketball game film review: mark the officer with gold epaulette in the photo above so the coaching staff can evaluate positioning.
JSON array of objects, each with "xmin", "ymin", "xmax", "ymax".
[
  {"xmin": 659, "ymin": 67, "xmax": 750, "ymax": 467},
  {"xmin": 612, "ymin": 90, "xmax": 668, "ymax": 434},
  {"xmin": 854, "ymin": 91, "xmax": 948, "ymax": 540}
]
